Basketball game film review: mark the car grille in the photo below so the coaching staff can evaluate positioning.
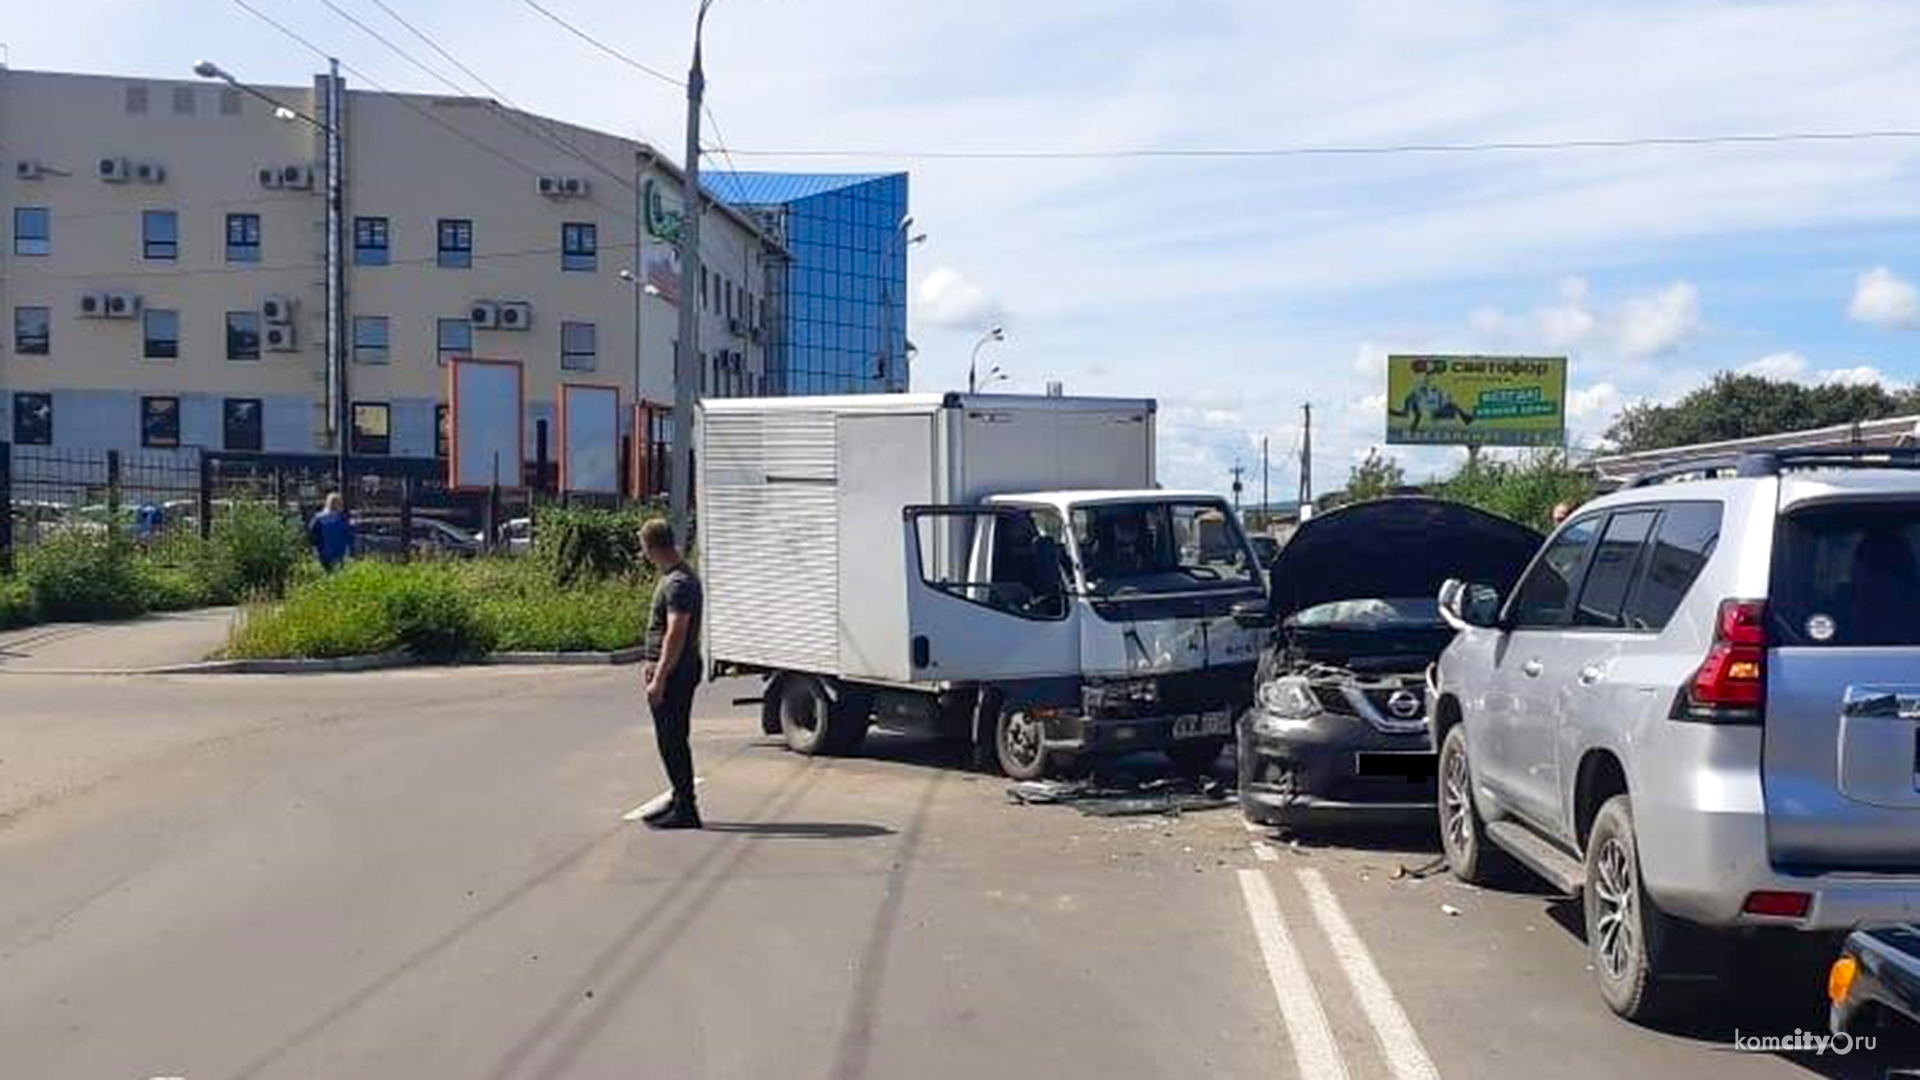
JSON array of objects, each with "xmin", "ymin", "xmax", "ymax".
[{"xmin": 1309, "ymin": 682, "xmax": 1426, "ymax": 733}]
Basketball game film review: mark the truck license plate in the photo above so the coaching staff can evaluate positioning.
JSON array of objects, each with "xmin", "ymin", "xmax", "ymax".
[{"xmin": 1174, "ymin": 711, "xmax": 1232, "ymax": 739}]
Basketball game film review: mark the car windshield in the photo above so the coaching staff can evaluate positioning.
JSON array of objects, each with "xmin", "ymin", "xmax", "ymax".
[
  {"xmin": 1070, "ymin": 499, "xmax": 1258, "ymax": 595},
  {"xmin": 1289, "ymin": 597, "xmax": 1444, "ymax": 629}
]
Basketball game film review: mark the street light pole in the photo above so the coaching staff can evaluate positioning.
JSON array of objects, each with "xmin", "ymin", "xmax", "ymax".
[
  {"xmin": 877, "ymin": 217, "xmax": 926, "ymax": 392},
  {"xmin": 197, "ymin": 58, "xmax": 347, "ymax": 499},
  {"xmin": 968, "ymin": 326, "xmax": 1005, "ymax": 394},
  {"xmin": 670, "ymin": 0, "xmax": 715, "ymax": 542}
]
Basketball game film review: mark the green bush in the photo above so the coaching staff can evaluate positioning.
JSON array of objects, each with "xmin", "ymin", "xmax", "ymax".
[
  {"xmin": 136, "ymin": 562, "xmax": 210, "ymax": 613},
  {"xmin": 0, "ymin": 576, "xmax": 33, "ymax": 629},
  {"xmin": 535, "ymin": 506, "xmax": 646, "ymax": 585},
  {"xmin": 22, "ymin": 531, "xmax": 146, "ymax": 622},
  {"xmin": 382, "ymin": 564, "xmax": 495, "ymax": 660},
  {"xmin": 1433, "ymin": 451, "xmax": 1595, "ymax": 533},
  {"xmin": 198, "ymin": 501, "xmax": 308, "ymax": 602}
]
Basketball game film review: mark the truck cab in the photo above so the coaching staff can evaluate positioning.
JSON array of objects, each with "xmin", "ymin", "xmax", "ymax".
[{"xmin": 906, "ymin": 490, "xmax": 1268, "ymax": 777}]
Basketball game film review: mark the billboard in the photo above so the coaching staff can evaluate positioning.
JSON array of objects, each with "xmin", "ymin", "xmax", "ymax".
[
  {"xmin": 447, "ymin": 358, "xmax": 525, "ymax": 489},
  {"xmin": 560, "ymin": 383, "xmax": 622, "ymax": 495},
  {"xmin": 1386, "ymin": 354, "xmax": 1567, "ymax": 448}
]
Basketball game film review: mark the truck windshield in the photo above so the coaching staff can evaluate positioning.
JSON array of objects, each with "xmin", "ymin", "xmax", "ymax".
[{"xmin": 1071, "ymin": 500, "xmax": 1258, "ymax": 595}]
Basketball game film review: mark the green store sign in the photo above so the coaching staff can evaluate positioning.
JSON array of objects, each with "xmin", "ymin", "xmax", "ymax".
[{"xmin": 643, "ymin": 178, "xmax": 684, "ymax": 245}]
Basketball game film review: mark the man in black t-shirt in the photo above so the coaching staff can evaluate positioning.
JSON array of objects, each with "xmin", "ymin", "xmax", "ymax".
[{"xmin": 639, "ymin": 519, "xmax": 705, "ymax": 829}]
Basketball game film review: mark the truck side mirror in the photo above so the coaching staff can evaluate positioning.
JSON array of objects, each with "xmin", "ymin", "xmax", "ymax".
[{"xmin": 1231, "ymin": 600, "xmax": 1275, "ymax": 630}]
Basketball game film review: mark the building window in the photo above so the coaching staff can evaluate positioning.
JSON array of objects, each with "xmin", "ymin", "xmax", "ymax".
[
  {"xmin": 226, "ymin": 213, "xmax": 261, "ymax": 262},
  {"xmin": 124, "ymin": 85, "xmax": 149, "ymax": 114},
  {"xmin": 171, "ymin": 86, "xmax": 196, "ymax": 115},
  {"xmin": 562, "ymin": 222, "xmax": 597, "ymax": 272},
  {"xmin": 223, "ymin": 398, "xmax": 263, "ymax": 451},
  {"xmin": 353, "ymin": 316, "xmax": 390, "ymax": 364},
  {"xmin": 14, "ymin": 306, "xmax": 50, "ymax": 355},
  {"xmin": 437, "ymin": 218, "xmax": 472, "ymax": 268},
  {"xmin": 701, "ymin": 266, "xmax": 709, "ymax": 310},
  {"xmin": 435, "ymin": 404, "xmax": 450, "ymax": 458},
  {"xmin": 437, "ymin": 318, "xmax": 471, "ymax": 366},
  {"xmin": 220, "ymin": 88, "xmax": 243, "ymax": 116},
  {"xmin": 141, "ymin": 396, "xmax": 181, "ymax": 448},
  {"xmin": 12, "ymin": 392, "xmax": 52, "ymax": 445},
  {"xmin": 353, "ymin": 216, "xmax": 389, "ymax": 266},
  {"xmin": 561, "ymin": 321, "xmax": 597, "ymax": 371},
  {"xmin": 13, "ymin": 207, "xmax": 50, "ymax": 256},
  {"xmin": 226, "ymin": 311, "xmax": 261, "ymax": 361},
  {"xmin": 143, "ymin": 309, "xmax": 180, "ymax": 359},
  {"xmin": 351, "ymin": 402, "xmax": 391, "ymax": 456},
  {"xmin": 142, "ymin": 210, "xmax": 178, "ymax": 260}
]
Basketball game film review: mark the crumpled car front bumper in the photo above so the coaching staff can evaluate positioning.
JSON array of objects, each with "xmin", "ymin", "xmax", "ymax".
[{"xmin": 1237, "ymin": 706, "xmax": 1437, "ymax": 825}]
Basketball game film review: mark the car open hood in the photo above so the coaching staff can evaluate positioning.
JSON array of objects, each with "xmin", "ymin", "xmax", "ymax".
[{"xmin": 1268, "ymin": 497, "xmax": 1542, "ymax": 623}]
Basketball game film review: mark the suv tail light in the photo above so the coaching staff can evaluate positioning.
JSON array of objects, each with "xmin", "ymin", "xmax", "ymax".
[{"xmin": 1673, "ymin": 599, "xmax": 1767, "ymax": 724}]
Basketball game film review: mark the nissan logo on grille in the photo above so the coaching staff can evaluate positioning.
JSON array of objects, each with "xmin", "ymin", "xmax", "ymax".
[{"xmin": 1387, "ymin": 690, "xmax": 1423, "ymax": 720}]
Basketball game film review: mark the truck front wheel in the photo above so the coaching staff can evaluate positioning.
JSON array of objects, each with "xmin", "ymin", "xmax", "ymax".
[{"xmin": 996, "ymin": 708, "xmax": 1054, "ymax": 780}]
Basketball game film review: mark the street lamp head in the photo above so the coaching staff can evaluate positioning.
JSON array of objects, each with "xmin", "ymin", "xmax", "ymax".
[
  {"xmin": 192, "ymin": 60, "xmax": 227, "ymax": 81},
  {"xmin": 272, "ymin": 105, "xmax": 299, "ymax": 123},
  {"xmin": 618, "ymin": 267, "xmax": 637, "ymax": 282},
  {"xmin": 643, "ymin": 284, "xmax": 663, "ymax": 297},
  {"xmin": 907, "ymin": 233, "xmax": 928, "ymax": 246},
  {"xmin": 899, "ymin": 214, "xmax": 915, "ymax": 230},
  {"xmin": 989, "ymin": 325, "xmax": 1005, "ymax": 342}
]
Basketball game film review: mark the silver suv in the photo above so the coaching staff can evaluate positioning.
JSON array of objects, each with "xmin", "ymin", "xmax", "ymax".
[{"xmin": 1431, "ymin": 449, "xmax": 1920, "ymax": 1021}]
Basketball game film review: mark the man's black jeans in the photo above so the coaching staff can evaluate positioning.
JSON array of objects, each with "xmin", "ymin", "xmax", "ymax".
[{"xmin": 649, "ymin": 675, "xmax": 700, "ymax": 804}]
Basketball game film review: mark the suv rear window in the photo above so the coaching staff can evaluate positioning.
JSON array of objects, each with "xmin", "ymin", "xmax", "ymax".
[{"xmin": 1772, "ymin": 503, "xmax": 1920, "ymax": 647}]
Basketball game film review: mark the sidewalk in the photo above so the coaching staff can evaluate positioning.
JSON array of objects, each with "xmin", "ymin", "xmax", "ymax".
[{"xmin": 0, "ymin": 608, "xmax": 238, "ymax": 674}]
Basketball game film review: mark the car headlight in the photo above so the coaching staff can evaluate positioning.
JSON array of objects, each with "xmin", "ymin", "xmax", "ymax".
[{"xmin": 1252, "ymin": 676, "xmax": 1320, "ymax": 735}]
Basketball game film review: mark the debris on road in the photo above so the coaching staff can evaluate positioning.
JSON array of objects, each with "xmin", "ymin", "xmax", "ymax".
[
  {"xmin": 1440, "ymin": 903, "xmax": 1463, "ymax": 917},
  {"xmin": 1005, "ymin": 775, "xmax": 1234, "ymax": 818},
  {"xmin": 1393, "ymin": 854, "xmax": 1450, "ymax": 881}
]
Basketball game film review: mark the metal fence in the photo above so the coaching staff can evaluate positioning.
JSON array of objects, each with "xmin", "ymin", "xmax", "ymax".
[{"xmin": 1, "ymin": 442, "xmax": 668, "ymax": 573}]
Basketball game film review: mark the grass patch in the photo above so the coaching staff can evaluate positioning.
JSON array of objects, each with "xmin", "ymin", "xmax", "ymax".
[{"xmin": 0, "ymin": 575, "xmax": 33, "ymax": 629}]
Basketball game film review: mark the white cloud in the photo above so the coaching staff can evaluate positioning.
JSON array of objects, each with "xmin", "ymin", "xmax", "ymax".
[
  {"xmin": 915, "ymin": 266, "xmax": 1004, "ymax": 331},
  {"xmin": 1615, "ymin": 282, "xmax": 1702, "ymax": 360},
  {"xmin": 1819, "ymin": 364, "xmax": 1895, "ymax": 388},
  {"xmin": 1538, "ymin": 277, "xmax": 1598, "ymax": 349},
  {"xmin": 1742, "ymin": 351, "xmax": 1810, "ymax": 380},
  {"xmin": 1567, "ymin": 382, "xmax": 1622, "ymax": 420},
  {"xmin": 1848, "ymin": 267, "xmax": 1920, "ymax": 330}
]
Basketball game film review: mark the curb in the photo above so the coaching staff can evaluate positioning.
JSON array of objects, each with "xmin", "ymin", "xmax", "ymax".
[{"xmin": 0, "ymin": 647, "xmax": 643, "ymax": 676}]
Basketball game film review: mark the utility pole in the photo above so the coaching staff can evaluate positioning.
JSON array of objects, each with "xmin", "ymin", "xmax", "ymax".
[
  {"xmin": 1299, "ymin": 403, "xmax": 1313, "ymax": 508},
  {"xmin": 1260, "ymin": 436, "xmax": 1270, "ymax": 528},
  {"xmin": 1230, "ymin": 461, "xmax": 1245, "ymax": 513},
  {"xmin": 670, "ymin": 0, "xmax": 715, "ymax": 541},
  {"xmin": 322, "ymin": 60, "xmax": 347, "ymax": 501}
]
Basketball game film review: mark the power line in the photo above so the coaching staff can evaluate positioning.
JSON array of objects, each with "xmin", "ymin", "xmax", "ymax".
[
  {"xmin": 515, "ymin": 0, "xmax": 682, "ymax": 89},
  {"xmin": 702, "ymin": 101, "xmax": 747, "ymax": 179},
  {"xmin": 716, "ymin": 128, "xmax": 1920, "ymax": 163}
]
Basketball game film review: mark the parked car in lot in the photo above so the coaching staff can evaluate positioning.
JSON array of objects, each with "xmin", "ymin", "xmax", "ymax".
[
  {"xmin": 1247, "ymin": 533, "xmax": 1282, "ymax": 570},
  {"xmin": 498, "ymin": 517, "xmax": 534, "ymax": 557},
  {"xmin": 1830, "ymin": 925, "xmax": 1920, "ymax": 1042},
  {"xmin": 354, "ymin": 516, "xmax": 483, "ymax": 559},
  {"xmin": 1235, "ymin": 497, "xmax": 1540, "ymax": 826},
  {"xmin": 1433, "ymin": 448, "xmax": 1920, "ymax": 1022}
]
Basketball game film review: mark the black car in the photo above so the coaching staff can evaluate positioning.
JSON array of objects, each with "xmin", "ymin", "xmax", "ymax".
[
  {"xmin": 1236, "ymin": 497, "xmax": 1540, "ymax": 827},
  {"xmin": 1832, "ymin": 925, "xmax": 1920, "ymax": 1043}
]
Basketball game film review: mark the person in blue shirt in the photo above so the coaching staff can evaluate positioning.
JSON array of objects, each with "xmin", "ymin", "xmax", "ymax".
[{"xmin": 308, "ymin": 492, "xmax": 355, "ymax": 573}]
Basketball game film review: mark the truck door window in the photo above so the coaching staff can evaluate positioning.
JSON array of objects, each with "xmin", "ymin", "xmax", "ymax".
[{"xmin": 914, "ymin": 509, "xmax": 1069, "ymax": 621}]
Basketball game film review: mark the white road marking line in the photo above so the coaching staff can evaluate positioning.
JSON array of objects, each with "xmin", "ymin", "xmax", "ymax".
[
  {"xmin": 1235, "ymin": 869, "xmax": 1349, "ymax": 1080},
  {"xmin": 1243, "ymin": 817, "xmax": 1267, "ymax": 833},
  {"xmin": 1251, "ymin": 840, "xmax": 1279, "ymax": 863},
  {"xmin": 1298, "ymin": 868, "xmax": 1441, "ymax": 1080},
  {"xmin": 621, "ymin": 776, "xmax": 706, "ymax": 821}
]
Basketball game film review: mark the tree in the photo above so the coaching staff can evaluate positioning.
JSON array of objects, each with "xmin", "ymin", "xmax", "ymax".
[
  {"xmin": 1344, "ymin": 448, "xmax": 1407, "ymax": 503},
  {"xmin": 1606, "ymin": 373, "xmax": 1920, "ymax": 454},
  {"xmin": 1434, "ymin": 450, "xmax": 1592, "ymax": 533}
]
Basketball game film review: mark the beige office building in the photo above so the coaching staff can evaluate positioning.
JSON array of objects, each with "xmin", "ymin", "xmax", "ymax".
[{"xmin": 0, "ymin": 66, "xmax": 777, "ymax": 485}]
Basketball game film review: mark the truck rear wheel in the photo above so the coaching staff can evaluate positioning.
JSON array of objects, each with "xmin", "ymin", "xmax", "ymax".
[{"xmin": 777, "ymin": 675, "xmax": 869, "ymax": 757}]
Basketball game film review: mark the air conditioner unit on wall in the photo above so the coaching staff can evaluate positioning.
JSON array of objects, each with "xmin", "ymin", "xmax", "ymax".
[
  {"xmin": 134, "ymin": 160, "xmax": 166, "ymax": 183},
  {"xmin": 78, "ymin": 292, "xmax": 108, "ymax": 318},
  {"xmin": 469, "ymin": 301, "xmax": 500, "ymax": 329},
  {"xmin": 258, "ymin": 166, "xmax": 283, "ymax": 189},
  {"xmin": 15, "ymin": 159, "xmax": 45, "ymax": 181},
  {"xmin": 104, "ymin": 292, "xmax": 142, "ymax": 319},
  {"xmin": 262, "ymin": 295, "xmax": 296, "ymax": 324},
  {"xmin": 536, "ymin": 175, "xmax": 560, "ymax": 196},
  {"xmin": 265, "ymin": 324, "xmax": 298, "ymax": 352},
  {"xmin": 560, "ymin": 176, "xmax": 588, "ymax": 197},
  {"xmin": 97, "ymin": 156, "xmax": 132, "ymax": 182},
  {"xmin": 280, "ymin": 164, "xmax": 315, "ymax": 190},
  {"xmin": 497, "ymin": 301, "xmax": 532, "ymax": 330}
]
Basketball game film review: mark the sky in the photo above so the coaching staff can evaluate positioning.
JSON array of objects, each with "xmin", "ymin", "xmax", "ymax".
[{"xmin": 11, "ymin": 0, "xmax": 1920, "ymax": 496}]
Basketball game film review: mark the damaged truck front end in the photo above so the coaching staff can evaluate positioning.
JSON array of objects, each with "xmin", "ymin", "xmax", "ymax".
[{"xmin": 1238, "ymin": 498, "xmax": 1542, "ymax": 827}]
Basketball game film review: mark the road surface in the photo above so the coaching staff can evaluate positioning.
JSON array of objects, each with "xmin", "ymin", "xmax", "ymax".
[{"xmin": 2, "ymin": 668, "xmax": 1912, "ymax": 1078}]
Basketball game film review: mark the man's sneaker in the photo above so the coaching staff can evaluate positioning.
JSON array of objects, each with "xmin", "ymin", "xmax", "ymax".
[
  {"xmin": 648, "ymin": 800, "xmax": 702, "ymax": 830},
  {"xmin": 639, "ymin": 798, "xmax": 676, "ymax": 825}
]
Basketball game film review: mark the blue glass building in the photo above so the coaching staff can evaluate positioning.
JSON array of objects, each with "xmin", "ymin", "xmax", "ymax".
[{"xmin": 706, "ymin": 172, "xmax": 910, "ymax": 395}]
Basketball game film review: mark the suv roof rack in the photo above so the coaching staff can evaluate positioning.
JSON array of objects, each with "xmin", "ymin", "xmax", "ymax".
[{"xmin": 1623, "ymin": 446, "xmax": 1920, "ymax": 488}]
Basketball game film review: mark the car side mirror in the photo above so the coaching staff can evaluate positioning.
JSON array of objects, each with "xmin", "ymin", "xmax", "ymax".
[
  {"xmin": 1231, "ymin": 599, "xmax": 1275, "ymax": 630},
  {"xmin": 1440, "ymin": 578, "xmax": 1503, "ymax": 630}
]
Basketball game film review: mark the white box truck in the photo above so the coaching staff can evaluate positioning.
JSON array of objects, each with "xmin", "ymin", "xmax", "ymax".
[{"xmin": 697, "ymin": 393, "xmax": 1268, "ymax": 779}]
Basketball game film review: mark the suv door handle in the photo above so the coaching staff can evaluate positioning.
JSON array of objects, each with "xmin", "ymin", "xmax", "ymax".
[
  {"xmin": 1579, "ymin": 665, "xmax": 1603, "ymax": 686},
  {"xmin": 1522, "ymin": 659, "xmax": 1544, "ymax": 678}
]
